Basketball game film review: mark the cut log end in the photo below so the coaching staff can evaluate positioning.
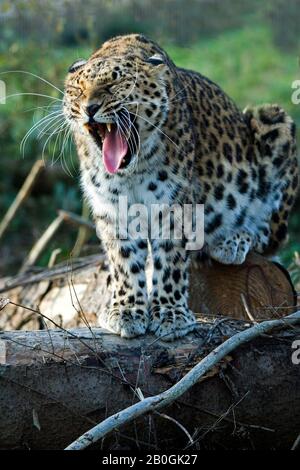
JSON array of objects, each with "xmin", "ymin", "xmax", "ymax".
[{"xmin": 190, "ymin": 252, "xmax": 296, "ymax": 320}]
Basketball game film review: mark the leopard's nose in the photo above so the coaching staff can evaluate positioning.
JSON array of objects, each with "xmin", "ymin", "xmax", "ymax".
[{"xmin": 86, "ymin": 104, "xmax": 100, "ymax": 118}]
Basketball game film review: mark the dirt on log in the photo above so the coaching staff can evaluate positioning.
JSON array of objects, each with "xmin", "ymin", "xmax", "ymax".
[{"xmin": 0, "ymin": 319, "xmax": 299, "ymax": 450}]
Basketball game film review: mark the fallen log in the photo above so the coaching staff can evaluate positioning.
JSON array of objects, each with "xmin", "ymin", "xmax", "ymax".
[{"xmin": 0, "ymin": 316, "xmax": 299, "ymax": 450}]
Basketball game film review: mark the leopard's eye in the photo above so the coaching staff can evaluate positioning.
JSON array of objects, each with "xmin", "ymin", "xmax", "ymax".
[
  {"xmin": 146, "ymin": 54, "xmax": 165, "ymax": 66},
  {"xmin": 68, "ymin": 59, "xmax": 87, "ymax": 74}
]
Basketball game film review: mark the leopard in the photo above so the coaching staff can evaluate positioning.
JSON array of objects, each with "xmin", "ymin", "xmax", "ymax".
[{"xmin": 63, "ymin": 34, "xmax": 299, "ymax": 341}]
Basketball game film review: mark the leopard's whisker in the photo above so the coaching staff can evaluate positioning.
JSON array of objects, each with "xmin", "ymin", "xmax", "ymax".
[
  {"xmin": 120, "ymin": 105, "xmax": 142, "ymax": 158},
  {"xmin": 51, "ymin": 128, "xmax": 65, "ymax": 166},
  {"xmin": 37, "ymin": 112, "xmax": 65, "ymax": 138},
  {"xmin": 51, "ymin": 126, "xmax": 69, "ymax": 167},
  {"xmin": 51, "ymin": 119, "xmax": 68, "ymax": 166},
  {"xmin": 131, "ymin": 110, "xmax": 180, "ymax": 151},
  {"xmin": 120, "ymin": 104, "xmax": 188, "ymax": 178},
  {"xmin": 51, "ymin": 126, "xmax": 62, "ymax": 166},
  {"xmin": 120, "ymin": 100, "xmax": 141, "ymax": 117},
  {"xmin": 20, "ymin": 113, "xmax": 55, "ymax": 155},
  {"xmin": 169, "ymin": 84, "xmax": 189, "ymax": 104},
  {"xmin": 0, "ymin": 70, "xmax": 64, "ymax": 95},
  {"xmin": 42, "ymin": 118, "xmax": 67, "ymax": 151},
  {"xmin": 120, "ymin": 106, "xmax": 163, "ymax": 174},
  {"xmin": 5, "ymin": 92, "xmax": 63, "ymax": 101},
  {"xmin": 61, "ymin": 128, "xmax": 76, "ymax": 177},
  {"xmin": 41, "ymin": 120, "xmax": 68, "ymax": 164},
  {"xmin": 47, "ymin": 127, "xmax": 69, "ymax": 170},
  {"xmin": 115, "ymin": 114, "xmax": 136, "ymax": 165},
  {"xmin": 20, "ymin": 111, "xmax": 63, "ymax": 156},
  {"xmin": 120, "ymin": 111, "xmax": 139, "ymax": 154},
  {"xmin": 119, "ymin": 108, "xmax": 141, "ymax": 164},
  {"xmin": 24, "ymin": 101, "xmax": 62, "ymax": 114},
  {"xmin": 67, "ymin": 128, "xmax": 76, "ymax": 171}
]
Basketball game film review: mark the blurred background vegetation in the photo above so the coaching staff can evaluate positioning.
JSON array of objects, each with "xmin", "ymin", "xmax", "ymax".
[{"xmin": 0, "ymin": 0, "xmax": 299, "ymax": 281}]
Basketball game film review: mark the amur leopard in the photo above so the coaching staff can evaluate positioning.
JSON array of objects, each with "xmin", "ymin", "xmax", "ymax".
[{"xmin": 63, "ymin": 34, "xmax": 299, "ymax": 341}]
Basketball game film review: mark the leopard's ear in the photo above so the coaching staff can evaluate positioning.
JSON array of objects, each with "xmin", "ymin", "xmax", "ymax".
[
  {"xmin": 68, "ymin": 59, "xmax": 87, "ymax": 73},
  {"xmin": 146, "ymin": 54, "xmax": 165, "ymax": 66}
]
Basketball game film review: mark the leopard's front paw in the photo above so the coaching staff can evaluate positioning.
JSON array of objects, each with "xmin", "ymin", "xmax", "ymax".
[
  {"xmin": 99, "ymin": 304, "xmax": 149, "ymax": 338},
  {"xmin": 149, "ymin": 305, "xmax": 196, "ymax": 341}
]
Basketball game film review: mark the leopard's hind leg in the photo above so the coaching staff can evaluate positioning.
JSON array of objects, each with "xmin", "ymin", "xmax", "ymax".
[
  {"xmin": 209, "ymin": 230, "xmax": 253, "ymax": 265},
  {"xmin": 244, "ymin": 104, "xmax": 299, "ymax": 255}
]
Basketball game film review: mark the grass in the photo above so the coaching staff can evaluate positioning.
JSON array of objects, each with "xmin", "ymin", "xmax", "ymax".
[
  {"xmin": 0, "ymin": 24, "xmax": 299, "ymax": 271},
  {"xmin": 167, "ymin": 26, "xmax": 300, "ymax": 119}
]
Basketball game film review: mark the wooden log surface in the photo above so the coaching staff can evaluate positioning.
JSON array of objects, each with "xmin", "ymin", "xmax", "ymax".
[{"xmin": 0, "ymin": 319, "xmax": 299, "ymax": 450}]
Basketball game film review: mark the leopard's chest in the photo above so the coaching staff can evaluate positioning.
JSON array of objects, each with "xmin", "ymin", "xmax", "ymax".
[{"xmin": 81, "ymin": 163, "xmax": 182, "ymax": 220}]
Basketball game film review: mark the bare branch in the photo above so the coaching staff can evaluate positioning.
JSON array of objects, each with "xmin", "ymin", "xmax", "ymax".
[
  {"xmin": 0, "ymin": 160, "xmax": 44, "ymax": 242},
  {"xmin": 291, "ymin": 433, "xmax": 300, "ymax": 450},
  {"xmin": 59, "ymin": 209, "xmax": 95, "ymax": 231},
  {"xmin": 0, "ymin": 254, "xmax": 105, "ymax": 294},
  {"xmin": 20, "ymin": 214, "xmax": 64, "ymax": 273}
]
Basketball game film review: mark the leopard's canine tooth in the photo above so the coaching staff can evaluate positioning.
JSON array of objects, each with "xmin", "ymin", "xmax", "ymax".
[{"xmin": 107, "ymin": 123, "xmax": 112, "ymax": 133}]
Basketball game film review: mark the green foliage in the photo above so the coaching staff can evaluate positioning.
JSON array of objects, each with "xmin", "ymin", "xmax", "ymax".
[
  {"xmin": 0, "ymin": 0, "xmax": 263, "ymax": 47},
  {"xmin": 167, "ymin": 26, "xmax": 300, "ymax": 120}
]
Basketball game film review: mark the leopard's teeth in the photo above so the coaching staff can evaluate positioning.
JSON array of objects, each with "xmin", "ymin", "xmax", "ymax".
[{"xmin": 106, "ymin": 123, "xmax": 112, "ymax": 133}]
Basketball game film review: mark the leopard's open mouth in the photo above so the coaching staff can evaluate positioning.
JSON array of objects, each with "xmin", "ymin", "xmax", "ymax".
[{"xmin": 85, "ymin": 112, "xmax": 138, "ymax": 174}]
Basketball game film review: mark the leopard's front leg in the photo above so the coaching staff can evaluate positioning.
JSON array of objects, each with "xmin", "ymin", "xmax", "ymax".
[
  {"xmin": 149, "ymin": 239, "xmax": 196, "ymax": 341},
  {"xmin": 99, "ymin": 231, "xmax": 149, "ymax": 338}
]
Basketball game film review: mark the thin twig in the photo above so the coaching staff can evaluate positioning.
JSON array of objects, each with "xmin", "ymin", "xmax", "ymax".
[
  {"xmin": 59, "ymin": 208, "xmax": 95, "ymax": 231},
  {"xmin": 291, "ymin": 433, "xmax": 300, "ymax": 450},
  {"xmin": 48, "ymin": 248, "xmax": 62, "ymax": 268},
  {"xmin": 0, "ymin": 254, "xmax": 105, "ymax": 294},
  {"xmin": 155, "ymin": 411, "xmax": 194, "ymax": 446},
  {"xmin": 65, "ymin": 310, "xmax": 300, "ymax": 450},
  {"xmin": 0, "ymin": 160, "xmax": 44, "ymax": 242},
  {"xmin": 20, "ymin": 214, "xmax": 64, "ymax": 273},
  {"xmin": 191, "ymin": 391, "xmax": 250, "ymax": 445},
  {"xmin": 241, "ymin": 293, "xmax": 257, "ymax": 323},
  {"xmin": 69, "ymin": 201, "xmax": 93, "ymax": 257},
  {"xmin": 177, "ymin": 399, "xmax": 275, "ymax": 433}
]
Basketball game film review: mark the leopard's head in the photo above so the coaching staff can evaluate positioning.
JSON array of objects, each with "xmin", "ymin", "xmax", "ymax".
[{"xmin": 64, "ymin": 34, "xmax": 178, "ymax": 174}]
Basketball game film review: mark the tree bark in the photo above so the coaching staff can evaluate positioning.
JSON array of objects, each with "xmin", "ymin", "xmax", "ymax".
[{"xmin": 0, "ymin": 320, "xmax": 299, "ymax": 450}]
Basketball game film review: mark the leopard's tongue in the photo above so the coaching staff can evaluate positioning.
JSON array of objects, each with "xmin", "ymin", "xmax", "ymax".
[{"xmin": 102, "ymin": 126, "xmax": 128, "ymax": 174}]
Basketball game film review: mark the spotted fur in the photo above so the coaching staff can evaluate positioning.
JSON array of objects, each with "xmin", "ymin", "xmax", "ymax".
[{"xmin": 63, "ymin": 34, "xmax": 299, "ymax": 341}]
